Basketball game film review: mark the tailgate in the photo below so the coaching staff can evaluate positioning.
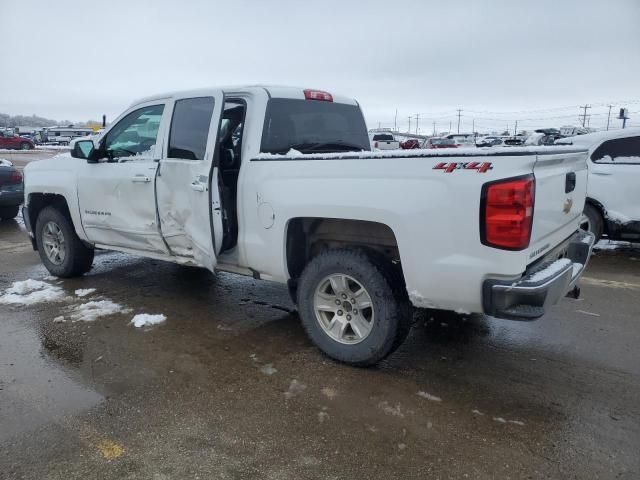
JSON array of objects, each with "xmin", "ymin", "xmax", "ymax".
[{"xmin": 528, "ymin": 150, "xmax": 589, "ymax": 262}]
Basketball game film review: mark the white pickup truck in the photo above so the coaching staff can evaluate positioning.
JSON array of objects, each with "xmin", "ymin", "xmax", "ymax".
[{"xmin": 23, "ymin": 86, "xmax": 595, "ymax": 365}]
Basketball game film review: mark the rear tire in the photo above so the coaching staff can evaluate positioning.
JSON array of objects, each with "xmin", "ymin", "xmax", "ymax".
[
  {"xmin": 35, "ymin": 206, "xmax": 94, "ymax": 277},
  {"xmin": 20, "ymin": 142, "xmax": 32, "ymax": 150},
  {"xmin": 0, "ymin": 205, "xmax": 20, "ymax": 220},
  {"xmin": 297, "ymin": 248, "xmax": 411, "ymax": 366},
  {"xmin": 582, "ymin": 203, "xmax": 604, "ymax": 242}
]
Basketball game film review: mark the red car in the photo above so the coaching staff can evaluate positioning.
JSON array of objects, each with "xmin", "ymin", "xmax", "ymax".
[
  {"xmin": 424, "ymin": 137, "xmax": 458, "ymax": 149},
  {"xmin": 0, "ymin": 130, "xmax": 35, "ymax": 150},
  {"xmin": 400, "ymin": 138, "xmax": 421, "ymax": 149}
]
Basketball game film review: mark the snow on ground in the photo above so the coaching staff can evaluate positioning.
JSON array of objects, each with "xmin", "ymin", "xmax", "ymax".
[
  {"xmin": 75, "ymin": 288, "xmax": 96, "ymax": 297},
  {"xmin": 284, "ymin": 379, "xmax": 307, "ymax": 399},
  {"xmin": 259, "ymin": 364, "xmax": 278, "ymax": 375},
  {"xmin": 0, "ymin": 158, "xmax": 14, "ymax": 166},
  {"xmin": 69, "ymin": 300, "xmax": 131, "ymax": 322},
  {"xmin": 35, "ymin": 145, "xmax": 71, "ymax": 150},
  {"xmin": 417, "ymin": 391, "xmax": 442, "ymax": 402},
  {"xmin": 130, "ymin": 313, "xmax": 166, "ymax": 328},
  {"xmin": 0, "ymin": 279, "xmax": 66, "ymax": 305},
  {"xmin": 594, "ymin": 240, "xmax": 635, "ymax": 250}
]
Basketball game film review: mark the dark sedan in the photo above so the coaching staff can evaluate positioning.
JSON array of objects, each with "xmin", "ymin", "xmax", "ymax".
[{"xmin": 0, "ymin": 161, "xmax": 23, "ymax": 220}]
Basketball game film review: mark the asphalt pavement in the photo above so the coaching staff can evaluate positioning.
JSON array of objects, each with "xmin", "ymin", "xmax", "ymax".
[{"xmin": 1, "ymin": 210, "xmax": 639, "ymax": 479}]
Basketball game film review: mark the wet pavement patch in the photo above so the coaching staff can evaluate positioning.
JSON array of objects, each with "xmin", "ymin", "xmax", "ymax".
[{"xmin": 1, "ymin": 219, "xmax": 640, "ymax": 479}]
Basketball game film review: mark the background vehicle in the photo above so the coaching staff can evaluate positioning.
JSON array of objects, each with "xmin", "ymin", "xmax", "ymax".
[
  {"xmin": 476, "ymin": 136, "xmax": 503, "ymax": 147},
  {"xmin": 503, "ymin": 137, "xmax": 525, "ymax": 146},
  {"xmin": 557, "ymin": 128, "xmax": 640, "ymax": 241},
  {"xmin": 444, "ymin": 133, "xmax": 475, "ymax": 146},
  {"xmin": 400, "ymin": 138, "xmax": 421, "ymax": 149},
  {"xmin": 23, "ymin": 86, "xmax": 593, "ymax": 366},
  {"xmin": 424, "ymin": 137, "xmax": 458, "ymax": 149},
  {"xmin": 43, "ymin": 127, "xmax": 95, "ymax": 145},
  {"xmin": 369, "ymin": 132, "xmax": 400, "ymax": 150},
  {"xmin": 0, "ymin": 130, "xmax": 35, "ymax": 150},
  {"xmin": 0, "ymin": 159, "xmax": 23, "ymax": 220}
]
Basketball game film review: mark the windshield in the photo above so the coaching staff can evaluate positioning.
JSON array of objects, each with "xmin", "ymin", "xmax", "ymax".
[{"xmin": 260, "ymin": 98, "xmax": 370, "ymax": 154}]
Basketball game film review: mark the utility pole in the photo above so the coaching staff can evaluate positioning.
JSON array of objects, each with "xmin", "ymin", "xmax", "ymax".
[
  {"xmin": 433, "ymin": 121, "xmax": 436, "ymax": 136},
  {"xmin": 472, "ymin": 119, "xmax": 475, "ymax": 137},
  {"xmin": 606, "ymin": 105, "xmax": 613, "ymax": 131},
  {"xmin": 580, "ymin": 104, "xmax": 591, "ymax": 127},
  {"xmin": 415, "ymin": 113, "xmax": 420, "ymax": 135},
  {"xmin": 449, "ymin": 121, "xmax": 452, "ymax": 133},
  {"xmin": 408, "ymin": 116, "xmax": 411, "ymax": 134},
  {"xmin": 456, "ymin": 109, "xmax": 462, "ymax": 134},
  {"xmin": 394, "ymin": 109, "xmax": 398, "ymax": 132},
  {"xmin": 514, "ymin": 120, "xmax": 518, "ymax": 136}
]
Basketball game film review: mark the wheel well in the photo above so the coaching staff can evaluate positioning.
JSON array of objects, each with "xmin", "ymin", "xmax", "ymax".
[
  {"xmin": 286, "ymin": 217, "xmax": 403, "ymax": 281},
  {"xmin": 27, "ymin": 193, "xmax": 72, "ymax": 248},
  {"xmin": 585, "ymin": 198, "xmax": 608, "ymax": 234}
]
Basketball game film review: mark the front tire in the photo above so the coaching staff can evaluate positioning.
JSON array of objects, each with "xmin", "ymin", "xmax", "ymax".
[
  {"xmin": 581, "ymin": 203, "xmax": 604, "ymax": 242},
  {"xmin": 20, "ymin": 142, "xmax": 32, "ymax": 150},
  {"xmin": 35, "ymin": 206, "xmax": 94, "ymax": 277},
  {"xmin": 297, "ymin": 249, "xmax": 411, "ymax": 366}
]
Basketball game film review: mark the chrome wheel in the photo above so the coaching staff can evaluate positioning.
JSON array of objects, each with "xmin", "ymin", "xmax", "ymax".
[
  {"xmin": 42, "ymin": 221, "xmax": 66, "ymax": 265},
  {"xmin": 313, "ymin": 273, "xmax": 375, "ymax": 345}
]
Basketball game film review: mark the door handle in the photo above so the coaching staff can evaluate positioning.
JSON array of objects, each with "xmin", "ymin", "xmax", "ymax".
[
  {"xmin": 132, "ymin": 175, "xmax": 151, "ymax": 183},
  {"xmin": 190, "ymin": 182, "xmax": 205, "ymax": 192}
]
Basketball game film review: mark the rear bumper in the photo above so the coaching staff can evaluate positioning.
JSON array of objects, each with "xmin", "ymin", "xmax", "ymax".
[
  {"xmin": 483, "ymin": 230, "xmax": 595, "ymax": 320},
  {"xmin": 0, "ymin": 189, "xmax": 23, "ymax": 207}
]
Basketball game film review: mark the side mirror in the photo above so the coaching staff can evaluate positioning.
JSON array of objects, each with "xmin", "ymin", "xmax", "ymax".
[{"xmin": 72, "ymin": 139, "xmax": 96, "ymax": 161}]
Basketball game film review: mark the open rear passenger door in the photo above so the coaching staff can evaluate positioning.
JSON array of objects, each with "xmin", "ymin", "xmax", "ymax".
[{"xmin": 155, "ymin": 92, "xmax": 225, "ymax": 271}]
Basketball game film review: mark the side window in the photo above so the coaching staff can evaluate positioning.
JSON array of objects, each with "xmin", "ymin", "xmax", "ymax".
[
  {"xmin": 168, "ymin": 97, "xmax": 215, "ymax": 160},
  {"xmin": 591, "ymin": 136, "xmax": 640, "ymax": 164},
  {"xmin": 104, "ymin": 104, "xmax": 164, "ymax": 160}
]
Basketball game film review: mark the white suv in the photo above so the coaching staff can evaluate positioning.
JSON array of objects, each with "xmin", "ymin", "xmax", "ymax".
[{"xmin": 557, "ymin": 128, "xmax": 640, "ymax": 241}]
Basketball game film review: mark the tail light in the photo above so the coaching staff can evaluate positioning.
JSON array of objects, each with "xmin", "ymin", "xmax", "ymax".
[
  {"xmin": 374, "ymin": 141, "xmax": 379, "ymax": 148},
  {"xmin": 481, "ymin": 175, "xmax": 535, "ymax": 250},
  {"xmin": 304, "ymin": 89, "xmax": 333, "ymax": 102},
  {"xmin": 8, "ymin": 170, "xmax": 23, "ymax": 185}
]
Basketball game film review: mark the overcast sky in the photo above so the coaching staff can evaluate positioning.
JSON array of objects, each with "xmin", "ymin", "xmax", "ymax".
[{"xmin": 1, "ymin": 0, "xmax": 639, "ymax": 133}]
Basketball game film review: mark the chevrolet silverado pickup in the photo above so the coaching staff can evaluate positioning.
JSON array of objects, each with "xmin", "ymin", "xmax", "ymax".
[{"xmin": 23, "ymin": 86, "xmax": 594, "ymax": 365}]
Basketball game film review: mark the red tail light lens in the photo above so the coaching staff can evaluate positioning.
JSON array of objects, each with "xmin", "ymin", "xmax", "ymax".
[
  {"xmin": 304, "ymin": 89, "xmax": 333, "ymax": 102},
  {"xmin": 374, "ymin": 141, "xmax": 379, "ymax": 148},
  {"xmin": 9, "ymin": 170, "xmax": 23, "ymax": 184},
  {"xmin": 481, "ymin": 175, "xmax": 535, "ymax": 250}
]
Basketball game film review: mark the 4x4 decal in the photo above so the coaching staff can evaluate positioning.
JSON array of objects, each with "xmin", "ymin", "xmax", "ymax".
[{"xmin": 433, "ymin": 162, "xmax": 493, "ymax": 173}]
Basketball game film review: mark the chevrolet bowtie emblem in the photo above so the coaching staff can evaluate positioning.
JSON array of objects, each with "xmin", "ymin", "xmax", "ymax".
[{"xmin": 563, "ymin": 198, "xmax": 573, "ymax": 214}]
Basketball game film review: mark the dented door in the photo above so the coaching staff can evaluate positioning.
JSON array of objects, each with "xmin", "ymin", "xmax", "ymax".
[
  {"xmin": 155, "ymin": 92, "xmax": 224, "ymax": 271},
  {"xmin": 77, "ymin": 101, "xmax": 169, "ymax": 253}
]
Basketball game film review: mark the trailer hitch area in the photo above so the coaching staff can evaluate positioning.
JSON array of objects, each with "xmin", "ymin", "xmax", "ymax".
[{"xmin": 566, "ymin": 285, "xmax": 581, "ymax": 300}]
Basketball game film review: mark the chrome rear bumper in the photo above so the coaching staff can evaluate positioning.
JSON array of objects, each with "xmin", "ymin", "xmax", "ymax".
[{"xmin": 483, "ymin": 230, "xmax": 595, "ymax": 320}]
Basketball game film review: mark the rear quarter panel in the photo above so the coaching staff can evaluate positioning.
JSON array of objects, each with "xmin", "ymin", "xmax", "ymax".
[{"xmin": 239, "ymin": 147, "xmax": 585, "ymax": 313}]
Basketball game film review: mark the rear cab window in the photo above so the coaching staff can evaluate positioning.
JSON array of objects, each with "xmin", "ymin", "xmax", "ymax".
[
  {"xmin": 260, "ymin": 98, "xmax": 370, "ymax": 154},
  {"xmin": 372, "ymin": 134, "xmax": 394, "ymax": 141}
]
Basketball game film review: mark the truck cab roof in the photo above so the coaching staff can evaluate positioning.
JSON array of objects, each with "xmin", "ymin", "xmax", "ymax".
[{"xmin": 130, "ymin": 85, "xmax": 359, "ymax": 108}]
